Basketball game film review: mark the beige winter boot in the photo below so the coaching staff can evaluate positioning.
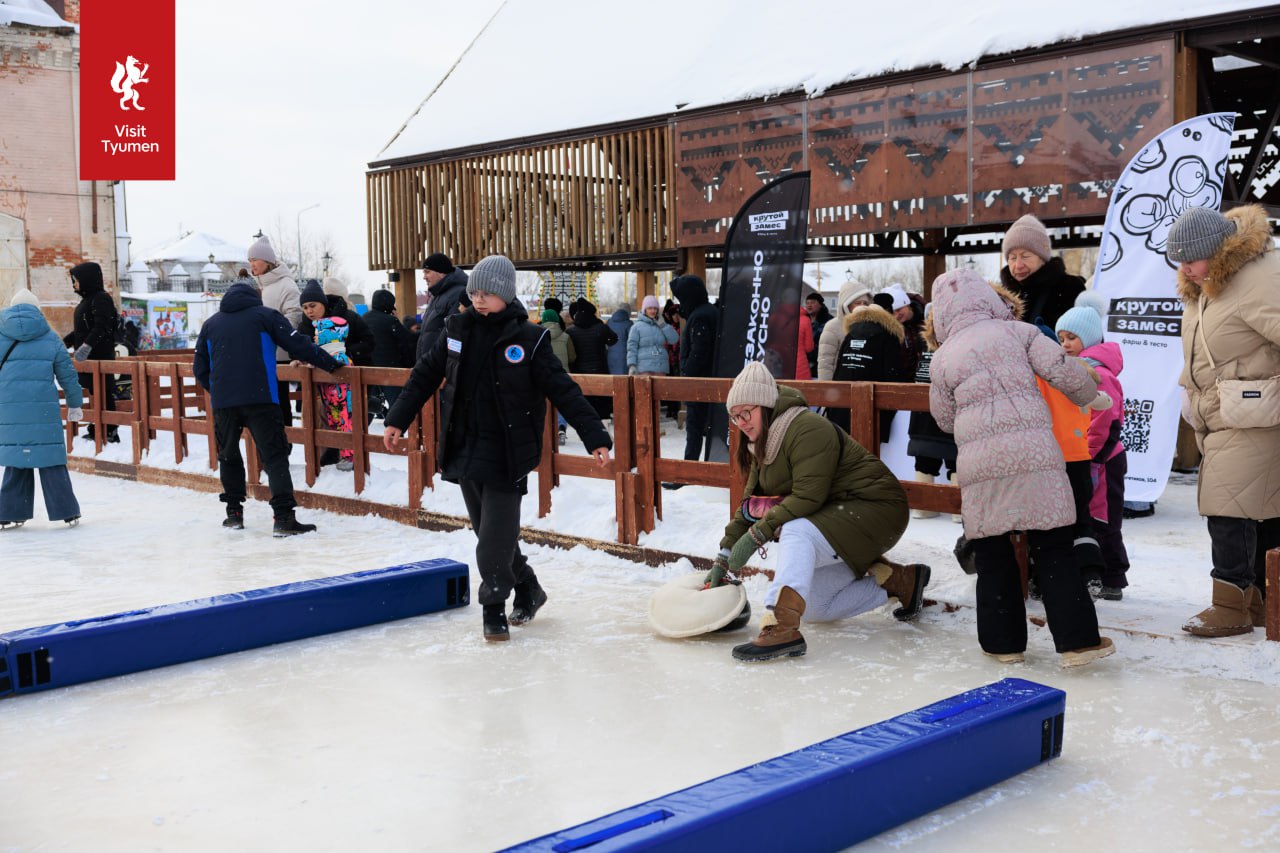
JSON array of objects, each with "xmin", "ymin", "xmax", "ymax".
[
  {"xmin": 1182, "ymin": 579, "xmax": 1254, "ymax": 637},
  {"xmin": 731, "ymin": 586, "xmax": 806, "ymax": 661},
  {"xmin": 948, "ymin": 472, "xmax": 963, "ymax": 523},
  {"xmin": 1247, "ymin": 584, "xmax": 1266, "ymax": 629},
  {"xmin": 911, "ymin": 471, "xmax": 940, "ymax": 519},
  {"xmin": 1060, "ymin": 636, "xmax": 1116, "ymax": 668}
]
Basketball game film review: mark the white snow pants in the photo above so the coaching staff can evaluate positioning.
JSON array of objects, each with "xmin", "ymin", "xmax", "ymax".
[{"xmin": 765, "ymin": 517, "xmax": 887, "ymax": 621}]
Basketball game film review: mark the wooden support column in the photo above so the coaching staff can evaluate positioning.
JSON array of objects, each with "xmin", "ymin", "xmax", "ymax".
[
  {"xmin": 676, "ymin": 247, "xmax": 707, "ymax": 282},
  {"xmin": 636, "ymin": 269, "xmax": 656, "ymax": 303},
  {"xmin": 394, "ymin": 268, "xmax": 418, "ymax": 316},
  {"xmin": 922, "ymin": 230, "xmax": 946, "ymax": 301},
  {"xmin": 1174, "ymin": 35, "xmax": 1198, "ymax": 123}
]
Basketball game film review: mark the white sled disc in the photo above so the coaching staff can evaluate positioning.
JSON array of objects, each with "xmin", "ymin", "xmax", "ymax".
[{"xmin": 649, "ymin": 572, "xmax": 749, "ymax": 638}]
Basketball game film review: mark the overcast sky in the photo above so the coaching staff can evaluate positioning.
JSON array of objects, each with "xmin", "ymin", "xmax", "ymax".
[{"xmin": 124, "ymin": 0, "xmax": 504, "ymax": 293}]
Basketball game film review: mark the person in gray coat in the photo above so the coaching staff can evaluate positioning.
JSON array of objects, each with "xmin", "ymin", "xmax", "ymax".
[
  {"xmin": 0, "ymin": 289, "xmax": 85, "ymax": 527},
  {"xmin": 249, "ymin": 236, "xmax": 304, "ymax": 428},
  {"xmin": 626, "ymin": 295, "xmax": 678, "ymax": 375}
]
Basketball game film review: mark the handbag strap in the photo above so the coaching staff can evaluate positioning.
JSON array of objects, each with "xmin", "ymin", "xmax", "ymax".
[
  {"xmin": 1196, "ymin": 296, "xmax": 1219, "ymax": 371},
  {"xmin": 0, "ymin": 339, "xmax": 18, "ymax": 373}
]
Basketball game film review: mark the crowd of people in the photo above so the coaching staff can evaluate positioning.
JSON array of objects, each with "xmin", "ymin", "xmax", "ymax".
[{"xmin": 3, "ymin": 203, "xmax": 1275, "ymax": 660}]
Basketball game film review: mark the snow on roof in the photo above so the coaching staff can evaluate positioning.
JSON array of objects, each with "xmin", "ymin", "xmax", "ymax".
[
  {"xmin": 200, "ymin": 262, "xmax": 221, "ymax": 274},
  {"xmin": 376, "ymin": 0, "xmax": 1276, "ymax": 163},
  {"xmin": 127, "ymin": 258, "xmax": 149, "ymax": 273},
  {"xmin": 138, "ymin": 232, "xmax": 249, "ymax": 266},
  {"xmin": 168, "ymin": 263, "xmax": 190, "ymax": 277},
  {"xmin": 0, "ymin": 0, "xmax": 71, "ymax": 28}
]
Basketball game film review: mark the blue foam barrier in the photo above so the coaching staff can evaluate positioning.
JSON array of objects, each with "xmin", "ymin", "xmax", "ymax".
[
  {"xmin": 0, "ymin": 558, "xmax": 469, "ymax": 698},
  {"xmin": 504, "ymin": 678, "xmax": 1065, "ymax": 852}
]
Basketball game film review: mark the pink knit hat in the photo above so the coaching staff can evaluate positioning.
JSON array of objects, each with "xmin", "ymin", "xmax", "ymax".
[
  {"xmin": 1001, "ymin": 214, "xmax": 1052, "ymax": 262},
  {"xmin": 642, "ymin": 295, "xmax": 660, "ymax": 311}
]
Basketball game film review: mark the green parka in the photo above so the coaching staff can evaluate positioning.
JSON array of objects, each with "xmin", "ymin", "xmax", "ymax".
[{"xmin": 719, "ymin": 385, "xmax": 908, "ymax": 576}]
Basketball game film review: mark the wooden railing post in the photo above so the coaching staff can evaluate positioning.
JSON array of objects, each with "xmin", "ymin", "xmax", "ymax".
[{"xmin": 1267, "ymin": 547, "xmax": 1279, "ymax": 642}]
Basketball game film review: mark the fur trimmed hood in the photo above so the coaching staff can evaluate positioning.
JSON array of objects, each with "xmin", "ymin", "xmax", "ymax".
[
  {"xmin": 842, "ymin": 303, "xmax": 905, "ymax": 341},
  {"xmin": 1176, "ymin": 204, "xmax": 1274, "ymax": 302}
]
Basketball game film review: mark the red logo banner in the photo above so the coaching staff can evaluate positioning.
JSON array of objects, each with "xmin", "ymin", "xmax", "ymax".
[{"xmin": 79, "ymin": 0, "xmax": 175, "ymax": 180}]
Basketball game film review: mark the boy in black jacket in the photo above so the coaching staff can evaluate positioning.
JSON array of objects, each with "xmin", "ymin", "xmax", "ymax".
[{"xmin": 383, "ymin": 254, "xmax": 612, "ymax": 642}]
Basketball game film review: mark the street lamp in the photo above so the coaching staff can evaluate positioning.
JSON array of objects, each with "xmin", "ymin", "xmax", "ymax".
[
  {"xmin": 322, "ymin": 251, "xmax": 333, "ymax": 276},
  {"xmin": 296, "ymin": 203, "xmax": 320, "ymax": 280}
]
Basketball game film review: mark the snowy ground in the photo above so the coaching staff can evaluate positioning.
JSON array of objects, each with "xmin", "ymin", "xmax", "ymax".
[{"xmin": 3, "ymin": 422, "xmax": 1279, "ymax": 851}]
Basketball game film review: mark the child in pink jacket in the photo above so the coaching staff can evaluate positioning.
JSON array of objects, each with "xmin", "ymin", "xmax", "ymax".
[
  {"xmin": 1056, "ymin": 293, "xmax": 1129, "ymax": 600},
  {"xmin": 927, "ymin": 269, "xmax": 1115, "ymax": 667}
]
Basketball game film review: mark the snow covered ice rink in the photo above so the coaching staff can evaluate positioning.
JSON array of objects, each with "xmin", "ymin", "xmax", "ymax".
[{"xmin": 3, "ymin": 445, "xmax": 1280, "ymax": 851}]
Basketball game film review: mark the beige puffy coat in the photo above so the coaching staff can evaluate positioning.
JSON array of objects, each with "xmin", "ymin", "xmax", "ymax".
[
  {"xmin": 1178, "ymin": 204, "xmax": 1280, "ymax": 519},
  {"xmin": 816, "ymin": 280, "xmax": 873, "ymax": 380}
]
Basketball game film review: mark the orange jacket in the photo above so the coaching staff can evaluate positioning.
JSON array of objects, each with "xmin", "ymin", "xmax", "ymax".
[{"xmin": 1037, "ymin": 377, "xmax": 1091, "ymax": 462}]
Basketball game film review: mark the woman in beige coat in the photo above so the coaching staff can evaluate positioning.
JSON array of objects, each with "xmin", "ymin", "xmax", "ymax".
[{"xmin": 1172, "ymin": 204, "xmax": 1280, "ymax": 637}]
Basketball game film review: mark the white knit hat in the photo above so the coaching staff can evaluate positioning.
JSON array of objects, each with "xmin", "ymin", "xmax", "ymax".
[
  {"xmin": 726, "ymin": 360, "xmax": 779, "ymax": 411},
  {"xmin": 322, "ymin": 277, "xmax": 348, "ymax": 299},
  {"xmin": 10, "ymin": 288, "xmax": 39, "ymax": 307},
  {"xmin": 247, "ymin": 236, "xmax": 278, "ymax": 264}
]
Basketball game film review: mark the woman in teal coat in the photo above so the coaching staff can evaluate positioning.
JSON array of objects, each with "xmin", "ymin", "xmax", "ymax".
[
  {"xmin": 709, "ymin": 361, "xmax": 927, "ymax": 661},
  {"xmin": 0, "ymin": 289, "xmax": 85, "ymax": 527}
]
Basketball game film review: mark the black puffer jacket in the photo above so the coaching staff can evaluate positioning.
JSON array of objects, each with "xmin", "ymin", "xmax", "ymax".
[
  {"xmin": 363, "ymin": 289, "xmax": 413, "ymax": 367},
  {"xmin": 385, "ymin": 300, "xmax": 611, "ymax": 488},
  {"xmin": 828, "ymin": 305, "xmax": 906, "ymax": 437},
  {"xmin": 417, "ymin": 267, "xmax": 469, "ymax": 360},
  {"xmin": 1000, "ymin": 257, "xmax": 1084, "ymax": 336},
  {"xmin": 565, "ymin": 303, "xmax": 617, "ymax": 374},
  {"xmin": 66, "ymin": 262, "xmax": 119, "ymax": 360},
  {"xmin": 672, "ymin": 275, "xmax": 719, "ymax": 378}
]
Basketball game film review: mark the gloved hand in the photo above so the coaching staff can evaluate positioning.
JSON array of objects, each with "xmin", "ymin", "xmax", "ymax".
[
  {"xmin": 67, "ymin": 407, "xmax": 83, "ymax": 422},
  {"xmin": 628, "ymin": 365, "xmax": 638, "ymax": 376},
  {"xmin": 1088, "ymin": 390, "xmax": 1112, "ymax": 411},
  {"xmin": 704, "ymin": 549, "xmax": 733, "ymax": 588},
  {"xmin": 73, "ymin": 344, "xmax": 92, "ymax": 362},
  {"xmin": 728, "ymin": 523, "xmax": 770, "ymax": 572}
]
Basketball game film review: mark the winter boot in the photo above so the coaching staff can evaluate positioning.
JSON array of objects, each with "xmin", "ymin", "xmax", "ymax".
[
  {"xmin": 483, "ymin": 604, "xmax": 510, "ymax": 642},
  {"xmin": 870, "ymin": 559, "xmax": 932, "ymax": 621},
  {"xmin": 948, "ymin": 472, "xmax": 963, "ymax": 523},
  {"xmin": 911, "ymin": 472, "xmax": 939, "ymax": 519},
  {"xmin": 273, "ymin": 511, "xmax": 317, "ymax": 537},
  {"xmin": 223, "ymin": 504, "xmax": 245, "ymax": 530},
  {"xmin": 0, "ymin": 520, "xmax": 24, "ymax": 530},
  {"xmin": 1182, "ymin": 579, "xmax": 1253, "ymax": 637},
  {"xmin": 1098, "ymin": 586, "xmax": 1124, "ymax": 601},
  {"xmin": 1060, "ymin": 636, "xmax": 1116, "ymax": 667},
  {"xmin": 509, "ymin": 580, "xmax": 548, "ymax": 626},
  {"xmin": 731, "ymin": 586, "xmax": 806, "ymax": 661},
  {"xmin": 63, "ymin": 516, "xmax": 80, "ymax": 527},
  {"xmin": 983, "ymin": 650, "xmax": 1025, "ymax": 664},
  {"xmin": 1247, "ymin": 584, "xmax": 1266, "ymax": 629}
]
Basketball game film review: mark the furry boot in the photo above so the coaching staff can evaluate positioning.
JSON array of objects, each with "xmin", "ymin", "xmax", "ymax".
[
  {"xmin": 911, "ymin": 471, "xmax": 939, "ymax": 519},
  {"xmin": 1183, "ymin": 579, "xmax": 1253, "ymax": 637},
  {"xmin": 870, "ymin": 559, "xmax": 932, "ymax": 621},
  {"xmin": 731, "ymin": 586, "xmax": 806, "ymax": 661}
]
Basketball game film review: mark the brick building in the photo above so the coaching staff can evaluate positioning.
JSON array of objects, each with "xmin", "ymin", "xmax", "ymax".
[{"xmin": 1, "ymin": 0, "xmax": 119, "ymax": 336}]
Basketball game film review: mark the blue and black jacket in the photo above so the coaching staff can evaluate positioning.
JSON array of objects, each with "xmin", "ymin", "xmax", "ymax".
[{"xmin": 193, "ymin": 283, "xmax": 342, "ymax": 409}]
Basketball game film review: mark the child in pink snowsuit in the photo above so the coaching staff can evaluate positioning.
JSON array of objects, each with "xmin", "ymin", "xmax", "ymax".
[{"xmin": 300, "ymin": 288, "xmax": 354, "ymax": 470}]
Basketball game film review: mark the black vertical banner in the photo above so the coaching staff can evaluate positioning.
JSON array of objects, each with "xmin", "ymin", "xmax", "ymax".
[
  {"xmin": 716, "ymin": 172, "xmax": 811, "ymax": 380},
  {"xmin": 707, "ymin": 172, "xmax": 811, "ymax": 459}
]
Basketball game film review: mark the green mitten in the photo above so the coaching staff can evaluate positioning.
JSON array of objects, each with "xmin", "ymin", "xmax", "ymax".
[
  {"xmin": 704, "ymin": 551, "xmax": 732, "ymax": 588},
  {"xmin": 728, "ymin": 523, "xmax": 768, "ymax": 572}
]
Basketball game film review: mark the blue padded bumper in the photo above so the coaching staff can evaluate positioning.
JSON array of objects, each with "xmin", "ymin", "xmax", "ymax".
[
  {"xmin": 0, "ymin": 558, "xmax": 469, "ymax": 697},
  {"xmin": 505, "ymin": 678, "xmax": 1066, "ymax": 852}
]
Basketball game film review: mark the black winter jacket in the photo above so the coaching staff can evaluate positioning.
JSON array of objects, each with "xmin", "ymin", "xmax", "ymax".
[
  {"xmin": 672, "ymin": 276, "xmax": 719, "ymax": 378},
  {"xmin": 417, "ymin": 267, "xmax": 469, "ymax": 361},
  {"xmin": 829, "ymin": 305, "xmax": 906, "ymax": 438},
  {"xmin": 66, "ymin": 262, "xmax": 119, "ymax": 360},
  {"xmin": 565, "ymin": 308, "xmax": 617, "ymax": 375},
  {"xmin": 194, "ymin": 283, "xmax": 343, "ymax": 409},
  {"xmin": 385, "ymin": 300, "xmax": 611, "ymax": 487},
  {"xmin": 297, "ymin": 295, "xmax": 375, "ymax": 365},
  {"xmin": 363, "ymin": 290, "xmax": 414, "ymax": 367}
]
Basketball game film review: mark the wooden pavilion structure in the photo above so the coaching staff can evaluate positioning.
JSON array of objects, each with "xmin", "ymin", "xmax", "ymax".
[{"xmin": 367, "ymin": 7, "xmax": 1280, "ymax": 310}]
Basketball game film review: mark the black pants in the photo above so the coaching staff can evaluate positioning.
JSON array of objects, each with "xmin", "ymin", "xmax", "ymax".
[
  {"xmin": 78, "ymin": 370, "xmax": 116, "ymax": 412},
  {"xmin": 460, "ymin": 478, "xmax": 537, "ymax": 607},
  {"xmin": 971, "ymin": 526, "xmax": 1101, "ymax": 654},
  {"xmin": 214, "ymin": 404, "xmax": 296, "ymax": 514},
  {"xmin": 684, "ymin": 401, "xmax": 712, "ymax": 461},
  {"xmin": 1066, "ymin": 459, "xmax": 1103, "ymax": 574},
  {"xmin": 1096, "ymin": 452, "xmax": 1130, "ymax": 588},
  {"xmin": 914, "ymin": 455, "xmax": 956, "ymax": 477},
  {"xmin": 1206, "ymin": 515, "xmax": 1280, "ymax": 594}
]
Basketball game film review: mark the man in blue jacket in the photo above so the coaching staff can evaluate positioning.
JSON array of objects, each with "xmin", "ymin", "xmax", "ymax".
[{"xmin": 194, "ymin": 280, "xmax": 344, "ymax": 535}]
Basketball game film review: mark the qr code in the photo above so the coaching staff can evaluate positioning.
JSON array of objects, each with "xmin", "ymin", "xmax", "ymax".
[{"xmin": 1121, "ymin": 397, "xmax": 1154, "ymax": 454}]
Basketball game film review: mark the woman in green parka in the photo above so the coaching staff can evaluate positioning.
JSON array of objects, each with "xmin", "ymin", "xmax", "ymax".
[{"xmin": 709, "ymin": 361, "xmax": 929, "ymax": 661}]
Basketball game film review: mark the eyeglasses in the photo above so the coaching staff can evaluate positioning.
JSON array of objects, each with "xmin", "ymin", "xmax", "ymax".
[{"xmin": 729, "ymin": 406, "xmax": 757, "ymax": 426}]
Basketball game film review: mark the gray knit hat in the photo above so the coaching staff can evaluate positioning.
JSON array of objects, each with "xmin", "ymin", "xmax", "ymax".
[
  {"xmin": 1166, "ymin": 207, "xmax": 1235, "ymax": 263},
  {"xmin": 726, "ymin": 360, "xmax": 779, "ymax": 411},
  {"xmin": 247, "ymin": 236, "xmax": 278, "ymax": 265},
  {"xmin": 466, "ymin": 254, "xmax": 518, "ymax": 304},
  {"xmin": 1001, "ymin": 214, "xmax": 1052, "ymax": 262}
]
